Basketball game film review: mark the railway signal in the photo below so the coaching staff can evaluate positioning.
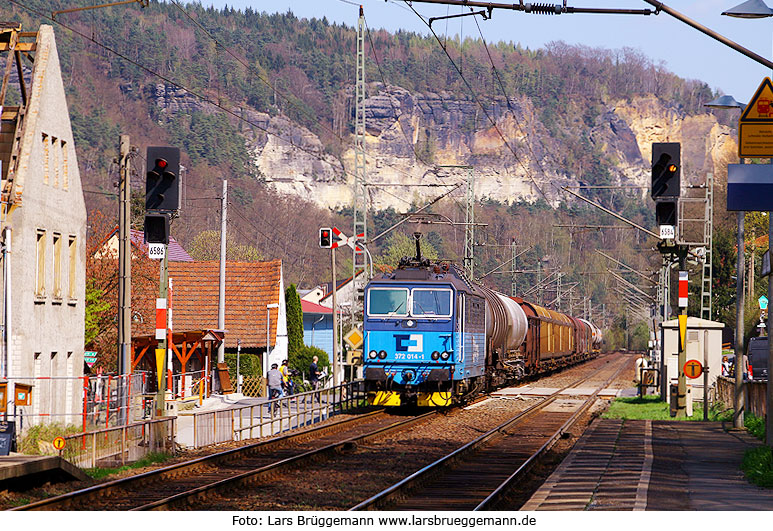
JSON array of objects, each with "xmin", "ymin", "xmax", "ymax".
[
  {"xmin": 145, "ymin": 146, "xmax": 180, "ymax": 212},
  {"xmin": 144, "ymin": 212, "xmax": 169, "ymax": 245},
  {"xmin": 651, "ymin": 142, "xmax": 680, "ymax": 200},
  {"xmin": 652, "ymin": 142, "xmax": 681, "ymax": 240},
  {"xmin": 319, "ymin": 227, "xmax": 332, "ymax": 248}
]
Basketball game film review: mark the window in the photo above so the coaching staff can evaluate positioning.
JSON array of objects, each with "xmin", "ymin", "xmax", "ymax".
[
  {"xmin": 53, "ymin": 232, "xmax": 62, "ymax": 299},
  {"xmin": 411, "ymin": 288, "xmax": 453, "ymax": 317},
  {"xmin": 367, "ymin": 288, "xmax": 409, "ymax": 316},
  {"xmin": 35, "ymin": 229, "xmax": 46, "ymax": 297},
  {"xmin": 61, "ymin": 140, "xmax": 68, "ymax": 190},
  {"xmin": 68, "ymin": 235, "xmax": 77, "ymax": 300},
  {"xmin": 52, "ymin": 137, "xmax": 59, "ymax": 188},
  {"xmin": 42, "ymin": 133, "xmax": 49, "ymax": 185}
]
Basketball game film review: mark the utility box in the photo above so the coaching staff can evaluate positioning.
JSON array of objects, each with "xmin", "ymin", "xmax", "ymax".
[{"xmin": 660, "ymin": 317, "xmax": 724, "ymax": 404}]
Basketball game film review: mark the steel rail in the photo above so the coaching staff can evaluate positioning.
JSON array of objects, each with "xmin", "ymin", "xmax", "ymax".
[
  {"xmin": 349, "ymin": 354, "xmax": 621, "ymax": 511},
  {"xmin": 136, "ymin": 411, "xmax": 436, "ymax": 510},
  {"xmin": 474, "ymin": 357, "xmax": 630, "ymax": 510},
  {"xmin": 13, "ymin": 408, "xmax": 389, "ymax": 511}
]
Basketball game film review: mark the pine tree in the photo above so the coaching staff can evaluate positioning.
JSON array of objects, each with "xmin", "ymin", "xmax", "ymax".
[{"xmin": 285, "ymin": 284, "xmax": 304, "ymax": 363}]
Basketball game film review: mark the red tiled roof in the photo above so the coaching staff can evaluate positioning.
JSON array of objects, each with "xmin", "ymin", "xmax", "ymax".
[
  {"xmin": 168, "ymin": 260, "xmax": 282, "ymax": 349},
  {"xmin": 301, "ymin": 300, "xmax": 333, "ymax": 314}
]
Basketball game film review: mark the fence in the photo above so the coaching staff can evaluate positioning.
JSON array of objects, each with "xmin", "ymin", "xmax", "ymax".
[
  {"xmin": 57, "ymin": 417, "xmax": 177, "ymax": 469},
  {"xmin": 187, "ymin": 380, "xmax": 365, "ymax": 448},
  {"xmin": 3, "ymin": 372, "xmax": 154, "ymax": 433},
  {"xmin": 716, "ymin": 376, "xmax": 767, "ymax": 417}
]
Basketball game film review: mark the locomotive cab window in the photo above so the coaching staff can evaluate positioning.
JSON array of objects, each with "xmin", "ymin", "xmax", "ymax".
[
  {"xmin": 367, "ymin": 288, "xmax": 409, "ymax": 316},
  {"xmin": 411, "ymin": 288, "xmax": 452, "ymax": 318}
]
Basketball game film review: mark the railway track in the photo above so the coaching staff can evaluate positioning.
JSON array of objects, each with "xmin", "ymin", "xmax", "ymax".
[
  {"xmin": 13, "ymin": 409, "xmax": 434, "ymax": 511},
  {"xmin": 351, "ymin": 352, "xmax": 630, "ymax": 511}
]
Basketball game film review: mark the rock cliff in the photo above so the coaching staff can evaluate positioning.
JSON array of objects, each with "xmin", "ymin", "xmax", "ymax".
[{"xmin": 149, "ymin": 83, "xmax": 736, "ymax": 210}]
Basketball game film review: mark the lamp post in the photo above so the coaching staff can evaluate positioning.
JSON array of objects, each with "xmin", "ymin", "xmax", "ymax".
[
  {"xmin": 266, "ymin": 303, "xmax": 279, "ymax": 398},
  {"xmin": 723, "ymin": 0, "xmax": 773, "ymax": 444},
  {"xmin": 706, "ymin": 94, "xmax": 746, "ymax": 430}
]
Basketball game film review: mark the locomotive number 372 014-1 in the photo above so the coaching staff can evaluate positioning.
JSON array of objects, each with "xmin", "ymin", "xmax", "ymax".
[{"xmin": 394, "ymin": 353, "xmax": 422, "ymax": 360}]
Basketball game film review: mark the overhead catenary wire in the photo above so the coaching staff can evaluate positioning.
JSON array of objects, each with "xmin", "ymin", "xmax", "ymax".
[{"xmin": 402, "ymin": 1, "xmax": 549, "ymax": 203}]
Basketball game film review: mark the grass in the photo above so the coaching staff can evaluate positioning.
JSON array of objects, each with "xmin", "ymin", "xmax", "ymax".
[
  {"xmin": 83, "ymin": 452, "xmax": 172, "ymax": 480},
  {"xmin": 602, "ymin": 395, "xmax": 732, "ymax": 421},
  {"xmin": 744, "ymin": 413, "xmax": 766, "ymax": 440},
  {"xmin": 17, "ymin": 423, "xmax": 83, "ymax": 455},
  {"xmin": 742, "ymin": 446, "xmax": 773, "ymax": 488}
]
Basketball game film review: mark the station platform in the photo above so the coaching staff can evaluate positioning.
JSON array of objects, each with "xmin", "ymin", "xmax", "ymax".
[
  {"xmin": 0, "ymin": 454, "xmax": 87, "ymax": 489},
  {"xmin": 522, "ymin": 418, "xmax": 773, "ymax": 510}
]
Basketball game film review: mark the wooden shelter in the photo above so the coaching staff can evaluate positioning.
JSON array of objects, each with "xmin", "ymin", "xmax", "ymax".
[{"xmin": 131, "ymin": 329, "xmax": 224, "ymax": 397}]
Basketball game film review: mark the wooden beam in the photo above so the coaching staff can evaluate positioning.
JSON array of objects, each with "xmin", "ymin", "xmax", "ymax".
[
  {"xmin": 0, "ymin": 31, "xmax": 18, "ymax": 108},
  {"xmin": 0, "ymin": 43, "xmax": 35, "ymax": 53},
  {"xmin": 14, "ymin": 50, "xmax": 25, "ymax": 106}
]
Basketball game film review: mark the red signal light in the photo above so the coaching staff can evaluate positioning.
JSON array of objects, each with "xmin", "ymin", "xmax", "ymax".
[{"xmin": 156, "ymin": 158, "xmax": 168, "ymax": 169}]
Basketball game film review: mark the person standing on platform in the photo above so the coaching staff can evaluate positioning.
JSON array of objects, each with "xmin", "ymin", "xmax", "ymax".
[{"xmin": 309, "ymin": 356, "xmax": 322, "ymax": 391}]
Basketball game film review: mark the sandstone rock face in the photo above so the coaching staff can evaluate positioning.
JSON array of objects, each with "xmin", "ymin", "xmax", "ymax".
[{"xmin": 149, "ymin": 83, "xmax": 736, "ymax": 210}]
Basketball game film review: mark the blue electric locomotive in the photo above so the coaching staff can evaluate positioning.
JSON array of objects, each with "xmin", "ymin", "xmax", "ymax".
[
  {"xmin": 362, "ymin": 237, "xmax": 600, "ymax": 407},
  {"xmin": 363, "ymin": 256, "xmax": 488, "ymax": 407}
]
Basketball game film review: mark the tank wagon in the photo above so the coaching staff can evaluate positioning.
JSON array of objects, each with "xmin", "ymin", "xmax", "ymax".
[{"xmin": 363, "ymin": 256, "xmax": 600, "ymax": 407}]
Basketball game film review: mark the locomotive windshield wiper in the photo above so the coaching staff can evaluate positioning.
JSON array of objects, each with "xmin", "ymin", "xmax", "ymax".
[{"xmin": 386, "ymin": 300, "xmax": 406, "ymax": 317}]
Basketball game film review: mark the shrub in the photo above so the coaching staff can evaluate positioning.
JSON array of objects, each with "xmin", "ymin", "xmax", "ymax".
[
  {"xmin": 18, "ymin": 423, "xmax": 82, "ymax": 455},
  {"xmin": 224, "ymin": 352, "xmax": 261, "ymax": 383},
  {"xmin": 291, "ymin": 345, "xmax": 330, "ymax": 381}
]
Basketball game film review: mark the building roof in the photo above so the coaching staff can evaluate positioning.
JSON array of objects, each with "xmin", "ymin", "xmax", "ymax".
[
  {"xmin": 95, "ymin": 227, "xmax": 193, "ymax": 262},
  {"xmin": 130, "ymin": 228, "xmax": 193, "ymax": 262},
  {"xmin": 319, "ymin": 269, "xmax": 366, "ymax": 304},
  {"xmin": 168, "ymin": 260, "xmax": 282, "ymax": 349},
  {"xmin": 301, "ymin": 299, "xmax": 333, "ymax": 315}
]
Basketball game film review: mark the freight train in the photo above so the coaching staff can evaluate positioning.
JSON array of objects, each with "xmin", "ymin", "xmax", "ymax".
[{"xmin": 362, "ymin": 249, "xmax": 602, "ymax": 407}]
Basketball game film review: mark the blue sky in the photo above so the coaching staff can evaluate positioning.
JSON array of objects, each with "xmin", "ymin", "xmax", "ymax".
[{"xmin": 200, "ymin": 0, "xmax": 773, "ymax": 106}]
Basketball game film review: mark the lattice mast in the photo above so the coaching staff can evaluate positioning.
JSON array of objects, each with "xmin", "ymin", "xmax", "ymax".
[
  {"xmin": 352, "ymin": 6, "xmax": 368, "ymax": 321},
  {"xmin": 464, "ymin": 166, "xmax": 474, "ymax": 280},
  {"xmin": 700, "ymin": 173, "xmax": 714, "ymax": 321}
]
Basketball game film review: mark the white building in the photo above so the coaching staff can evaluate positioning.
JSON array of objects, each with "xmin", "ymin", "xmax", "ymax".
[{"xmin": 0, "ymin": 25, "xmax": 87, "ymax": 427}]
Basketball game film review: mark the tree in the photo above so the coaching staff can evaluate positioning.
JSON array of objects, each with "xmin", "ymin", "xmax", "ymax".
[
  {"xmin": 378, "ymin": 232, "xmax": 439, "ymax": 267},
  {"xmin": 187, "ymin": 230, "xmax": 262, "ymax": 261},
  {"xmin": 85, "ymin": 210, "xmax": 159, "ymax": 371},
  {"xmin": 285, "ymin": 284, "xmax": 304, "ymax": 363}
]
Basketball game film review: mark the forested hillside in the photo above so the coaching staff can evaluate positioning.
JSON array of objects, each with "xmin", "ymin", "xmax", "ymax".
[{"xmin": 5, "ymin": 1, "xmax": 740, "ymax": 347}]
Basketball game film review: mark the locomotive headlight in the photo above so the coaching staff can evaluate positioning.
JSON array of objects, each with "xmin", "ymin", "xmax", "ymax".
[
  {"xmin": 368, "ymin": 350, "xmax": 378, "ymax": 359},
  {"xmin": 440, "ymin": 351, "xmax": 451, "ymax": 360},
  {"xmin": 378, "ymin": 350, "xmax": 388, "ymax": 359},
  {"xmin": 431, "ymin": 351, "xmax": 440, "ymax": 360}
]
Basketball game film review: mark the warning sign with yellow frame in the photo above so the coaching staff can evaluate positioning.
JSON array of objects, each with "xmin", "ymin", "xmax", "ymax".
[{"xmin": 739, "ymin": 77, "xmax": 773, "ymax": 157}]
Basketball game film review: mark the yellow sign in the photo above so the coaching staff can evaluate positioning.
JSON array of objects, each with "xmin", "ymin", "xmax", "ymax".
[
  {"xmin": 344, "ymin": 328, "xmax": 364, "ymax": 349},
  {"xmin": 155, "ymin": 348, "xmax": 166, "ymax": 391},
  {"xmin": 678, "ymin": 314, "xmax": 687, "ymax": 352},
  {"xmin": 739, "ymin": 77, "xmax": 773, "ymax": 157},
  {"xmin": 52, "ymin": 436, "xmax": 66, "ymax": 451}
]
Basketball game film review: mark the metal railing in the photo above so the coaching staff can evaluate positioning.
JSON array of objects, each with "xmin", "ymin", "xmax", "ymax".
[
  {"xmin": 58, "ymin": 417, "xmax": 177, "ymax": 469},
  {"xmin": 3, "ymin": 371, "xmax": 153, "ymax": 432},
  {"xmin": 188, "ymin": 380, "xmax": 365, "ymax": 448}
]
